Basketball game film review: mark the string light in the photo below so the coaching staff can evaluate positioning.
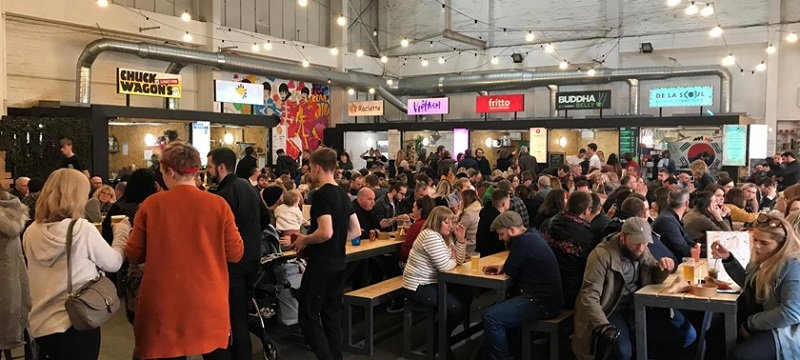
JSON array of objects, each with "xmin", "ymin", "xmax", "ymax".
[
  {"xmin": 421, "ymin": 59, "xmax": 429, "ymax": 67},
  {"xmin": 685, "ymin": 2, "xmax": 698, "ymax": 15},
  {"xmin": 441, "ymin": 4, "xmax": 446, "ymax": 13},
  {"xmin": 347, "ymin": 88, "xmax": 355, "ymax": 95},
  {"xmin": 386, "ymin": 79, "xmax": 393, "ymax": 85},
  {"xmin": 181, "ymin": 10, "xmax": 191, "ymax": 22},
  {"xmin": 356, "ymin": 48, "xmax": 364, "ymax": 57},
  {"xmin": 263, "ymin": 41, "xmax": 272, "ymax": 50},
  {"xmin": 373, "ymin": 29, "xmax": 378, "ymax": 36},
  {"xmin": 490, "ymin": 56, "xmax": 499, "ymax": 64},
  {"xmin": 787, "ymin": 32, "xmax": 798, "ymax": 43},
  {"xmin": 438, "ymin": 56, "xmax": 445, "ymax": 64},
  {"xmin": 766, "ymin": 44, "xmax": 776, "ymax": 54},
  {"xmin": 666, "ymin": 0, "xmax": 680, "ymax": 6},
  {"xmin": 302, "ymin": 59, "xmax": 310, "ymax": 67},
  {"xmin": 544, "ymin": 43, "xmax": 555, "ymax": 53},
  {"xmin": 337, "ymin": 15, "xmax": 346, "ymax": 26},
  {"xmin": 330, "ymin": 47, "xmax": 339, "ymax": 55},
  {"xmin": 97, "ymin": 0, "xmax": 109, "ymax": 7},
  {"xmin": 251, "ymin": 43, "xmax": 259, "ymax": 52},
  {"xmin": 721, "ymin": 53, "xmax": 735, "ymax": 66},
  {"xmin": 298, "ymin": 0, "xmax": 308, "ymax": 7},
  {"xmin": 182, "ymin": 32, "xmax": 192, "ymax": 42},
  {"xmin": 559, "ymin": 60, "xmax": 569, "ymax": 70},
  {"xmin": 709, "ymin": 25, "xmax": 723, "ymax": 38},
  {"xmin": 587, "ymin": 68, "xmax": 596, "ymax": 76},
  {"xmin": 368, "ymin": 88, "xmax": 375, "ymax": 94},
  {"xmin": 380, "ymin": 55, "xmax": 388, "ymax": 63},
  {"xmin": 526, "ymin": 31, "xmax": 535, "ymax": 42},
  {"xmin": 400, "ymin": 38, "xmax": 409, "ymax": 47},
  {"xmin": 700, "ymin": 4, "xmax": 714, "ymax": 17},
  {"xmin": 755, "ymin": 61, "xmax": 767, "ymax": 72}
]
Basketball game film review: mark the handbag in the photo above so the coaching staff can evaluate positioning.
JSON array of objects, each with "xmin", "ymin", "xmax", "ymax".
[{"xmin": 64, "ymin": 219, "xmax": 120, "ymax": 330}]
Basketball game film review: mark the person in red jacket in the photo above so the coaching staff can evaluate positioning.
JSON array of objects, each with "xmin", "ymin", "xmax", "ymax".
[{"xmin": 399, "ymin": 195, "xmax": 436, "ymax": 262}]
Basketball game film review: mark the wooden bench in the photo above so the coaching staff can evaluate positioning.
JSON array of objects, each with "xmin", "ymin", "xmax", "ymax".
[
  {"xmin": 342, "ymin": 276, "xmax": 404, "ymax": 356},
  {"xmin": 521, "ymin": 309, "xmax": 574, "ymax": 360},
  {"xmin": 403, "ymin": 299, "xmax": 437, "ymax": 360}
]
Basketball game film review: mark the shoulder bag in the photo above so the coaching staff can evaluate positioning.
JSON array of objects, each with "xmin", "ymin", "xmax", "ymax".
[{"xmin": 64, "ymin": 219, "xmax": 120, "ymax": 330}]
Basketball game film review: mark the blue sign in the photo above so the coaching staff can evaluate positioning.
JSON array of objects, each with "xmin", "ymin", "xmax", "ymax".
[{"xmin": 649, "ymin": 86, "xmax": 713, "ymax": 108}]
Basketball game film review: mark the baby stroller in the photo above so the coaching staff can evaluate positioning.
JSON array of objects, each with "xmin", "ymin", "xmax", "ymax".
[{"xmin": 249, "ymin": 225, "xmax": 305, "ymax": 360}]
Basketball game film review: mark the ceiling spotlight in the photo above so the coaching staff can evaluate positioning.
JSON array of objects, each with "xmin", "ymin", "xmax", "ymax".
[
  {"xmin": 490, "ymin": 56, "xmax": 499, "ymax": 64},
  {"xmin": 386, "ymin": 79, "xmax": 393, "ymax": 85},
  {"xmin": 709, "ymin": 25, "xmax": 723, "ymax": 38},
  {"xmin": 181, "ymin": 10, "xmax": 191, "ymax": 22},
  {"xmin": 526, "ymin": 31, "xmax": 535, "ymax": 42},
  {"xmin": 330, "ymin": 47, "xmax": 339, "ymax": 55},
  {"xmin": 337, "ymin": 15, "xmax": 346, "ymax": 26},
  {"xmin": 97, "ymin": 0, "xmax": 109, "ymax": 7},
  {"xmin": 756, "ymin": 61, "xmax": 767, "ymax": 72},
  {"xmin": 438, "ymin": 57, "xmax": 445, "ymax": 64},
  {"xmin": 787, "ymin": 32, "xmax": 799, "ymax": 43},
  {"xmin": 400, "ymin": 38, "xmax": 409, "ymax": 47},
  {"xmin": 587, "ymin": 68, "xmax": 596, "ymax": 76},
  {"xmin": 368, "ymin": 88, "xmax": 375, "ymax": 94},
  {"xmin": 263, "ymin": 41, "xmax": 272, "ymax": 50},
  {"xmin": 356, "ymin": 48, "xmax": 364, "ymax": 57},
  {"xmin": 544, "ymin": 43, "xmax": 555, "ymax": 53},
  {"xmin": 766, "ymin": 44, "xmax": 776, "ymax": 54},
  {"xmin": 380, "ymin": 55, "xmax": 388, "ymax": 63},
  {"xmin": 182, "ymin": 32, "xmax": 192, "ymax": 42},
  {"xmin": 685, "ymin": 1, "xmax": 699, "ymax": 15},
  {"xmin": 700, "ymin": 4, "xmax": 714, "ymax": 17},
  {"xmin": 251, "ymin": 43, "xmax": 259, "ymax": 52},
  {"xmin": 721, "ymin": 53, "xmax": 736, "ymax": 66},
  {"xmin": 421, "ymin": 59, "xmax": 429, "ymax": 67},
  {"xmin": 640, "ymin": 42, "xmax": 654, "ymax": 53},
  {"xmin": 511, "ymin": 53, "xmax": 524, "ymax": 63},
  {"xmin": 347, "ymin": 88, "xmax": 355, "ymax": 95},
  {"xmin": 666, "ymin": 0, "xmax": 680, "ymax": 7},
  {"xmin": 298, "ymin": 0, "xmax": 308, "ymax": 7},
  {"xmin": 441, "ymin": 3, "xmax": 446, "ymax": 13},
  {"xmin": 302, "ymin": 59, "xmax": 310, "ymax": 67},
  {"xmin": 559, "ymin": 60, "xmax": 569, "ymax": 70}
]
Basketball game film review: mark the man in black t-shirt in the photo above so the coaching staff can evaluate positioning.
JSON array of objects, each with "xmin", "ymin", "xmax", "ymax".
[
  {"xmin": 59, "ymin": 138, "xmax": 90, "ymax": 177},
  {"xmin": 282, "ymin": 147, "xmax": 359, "ymax": 360}
]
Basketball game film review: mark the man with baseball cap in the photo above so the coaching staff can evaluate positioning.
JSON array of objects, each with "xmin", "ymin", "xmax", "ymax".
[
  {"xmin": 572, "ymin": 217, "xmax": 696, "ymax": 360},
  {"xmin": 481, "ymin": 211, "xmax": 563, "ymax": 360}
]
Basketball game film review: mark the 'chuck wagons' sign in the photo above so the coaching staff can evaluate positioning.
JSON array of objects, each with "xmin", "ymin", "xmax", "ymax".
[
  {"xmin": 117, "ymin": 68, "xmax": 182, "ymax": 98},
  {"xmin": 408, "ymin": 97, "xmax": 449, "ymax": 115}
]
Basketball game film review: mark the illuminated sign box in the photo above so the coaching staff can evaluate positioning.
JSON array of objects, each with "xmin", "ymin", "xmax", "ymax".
[
  {"xmin": 214, "ymin": 80, "xmax": 265, "ymax": 106},
  {"xmin": 476, "ymin": 94, "xmax": 525, "ymax": 113},
  {"xmin": 408, "ymin": 97, "xmax": 449, "ymax": 115},
  {"xmin": 117, "ymin": 68, "xmax": 182, "ymax": 98},
  {"xmin": 649, "ymin": 86, "xmax": 713, "ymax": 107},
  {"xmin": 348, "ymin": 100, "xmax": 385, "ymax": 116}
]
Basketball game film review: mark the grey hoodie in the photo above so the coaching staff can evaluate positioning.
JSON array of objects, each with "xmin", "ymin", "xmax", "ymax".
[{"xmin": 0, "ymin": 196, "xmax": 31, "ymax": 348}]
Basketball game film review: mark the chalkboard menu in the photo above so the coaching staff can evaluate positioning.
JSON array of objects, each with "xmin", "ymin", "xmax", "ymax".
[
  {"xmin": 619, "ymin": 127, "xmax": 639, "ymax": 157},
  {"xmin": 549, "ymin": 152, "xmax": 565, "ymax": 167}
]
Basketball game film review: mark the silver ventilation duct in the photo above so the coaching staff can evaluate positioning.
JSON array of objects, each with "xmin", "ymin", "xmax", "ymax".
[
  {"xmin": 77, "ymin": 39, "xmax": 731, "ymax": 114},
  {"xmin": 626, "ymin": 79, "xmax": 640, "ymax": 115},
  {"xmin": 548, "ymin": 85, "xmax": 559, "ymax": 117}
]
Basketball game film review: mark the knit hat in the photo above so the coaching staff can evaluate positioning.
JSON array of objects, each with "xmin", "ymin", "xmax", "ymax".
[
  {"xmin": 621, "ymin": 217, "xmax": 653, "ymax": 244},
  {"xmin": 262, "ymin": 186, "xmax": 284, "ymax": 207},
  {"xmin": 490, "ymin": 211, "xmax": 524, "ymax": 231}
]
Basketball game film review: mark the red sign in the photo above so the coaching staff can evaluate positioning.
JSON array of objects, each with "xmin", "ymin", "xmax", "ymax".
[{"xmin": 476, "ymin": 94, "xmax": 525, "ymax": 113}]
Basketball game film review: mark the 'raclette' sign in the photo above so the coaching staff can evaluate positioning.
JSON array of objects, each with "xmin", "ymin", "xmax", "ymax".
[{"xmin": 117, "ymin": 68, "xmax": 182, "ymax": 98}]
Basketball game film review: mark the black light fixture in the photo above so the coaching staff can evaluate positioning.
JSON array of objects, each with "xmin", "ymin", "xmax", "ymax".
[
  {"xmin": 511, "ymin": 53, "xmax": 524, "ymax": 63},
  {"xmin": 640, "ymin": 42, "xmax": 654, "ymax": 53}
]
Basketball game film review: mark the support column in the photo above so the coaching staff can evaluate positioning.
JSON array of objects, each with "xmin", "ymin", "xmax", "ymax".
[
  {"xmin": 627, "ymin": 79, "xmax": 640, "ymax": 115},
  {"xmin": 329, "ymin": 0, "xmax": 349, "ymax": 126},
  {"xmin": 548, "ymin": 85, "xmax": 559, "ymax": 117},
  {"xmin": 194, "ymin": 0, "xmax": 221, "ymax": 112},
  {"xmin": 0, "ymin": 0, "xmax": 7, "ymax": 115},
  {"xmin": 764, "ymin": 0, "xmax": 782, "ymax": 155}
]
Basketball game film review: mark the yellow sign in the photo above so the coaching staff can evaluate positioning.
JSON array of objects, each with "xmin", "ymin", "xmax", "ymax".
[{"xmin": 116, "ymin": 68, "xmax": 182, "ymax": 98}]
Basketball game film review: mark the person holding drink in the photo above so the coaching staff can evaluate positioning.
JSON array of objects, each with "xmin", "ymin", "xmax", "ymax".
[{"xmin": 708, "ymin": 213, "xmax": 800, "ymax": 359}]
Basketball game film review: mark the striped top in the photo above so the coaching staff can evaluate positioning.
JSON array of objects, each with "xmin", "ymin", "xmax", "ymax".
[{"xmin": 402, "ymin": 228, "xmax": 466, "ymax": 291}]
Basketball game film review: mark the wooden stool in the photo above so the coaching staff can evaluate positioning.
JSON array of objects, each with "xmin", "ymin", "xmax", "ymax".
[{"xmin": 521, "ymin": 309, "xmax": 574, "ymax": 360}]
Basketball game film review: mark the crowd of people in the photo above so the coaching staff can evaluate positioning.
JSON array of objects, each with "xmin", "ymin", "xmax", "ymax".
[{"xmin": 2, "ymin": 140, "xmax": 800, "ymax": 360}]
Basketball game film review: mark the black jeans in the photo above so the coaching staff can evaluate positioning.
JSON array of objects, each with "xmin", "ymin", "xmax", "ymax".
[
  {"xmin": 228, "ymin": 261, "xmax": 258, "ymax": 360},
  {"xmin": 705, "ymin": 316, "xmax": 777, "ymax": 360},
  {"xmin": 36, "ymin": 327, "xmax": 101, "ymax": 360},
  {"xmin": 156, "ymin": 348, "xmax": 230, "ymax": 360},
  {"xmin": 298, "ymin": 263, "xmax": 345, "ymax": 360}
]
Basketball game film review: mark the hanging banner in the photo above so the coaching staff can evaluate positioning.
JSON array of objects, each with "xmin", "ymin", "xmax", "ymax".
[
  {"xmin": 555, "ymin": 90, "xmax": 612, "ymax": 110},
  {"xmin": 408, "ymin": 97, "xmax": 449, "ymax": 115},
  {"xmin": 191, "ymin": 121, "xmax": 211, "ymax": 166},
  {"xmin": 214, "ymin": 80, "xmax": 265, "ymax": 105},
  {"xmin": 388, "ymin": 129, "xmax": 401, "ymax": 160},
  {"xmin": 529, "ymin": 127, "xmax": 547, "ymax": 161},
  {"xmin": 649, "ymin": 86, "xmax": 713, "ymax": 107},
  {"xmin": 348, "ymin": 100, "xmax": 385, "ymax": 116},
  {"xmin": 116, "ymin": 68, "xmax": 182, "ymax": 98},
  {"xmin": 476, "ymin": 94, "xmax": 525, "ymax": 113},
  {"xmin": 271, "ymin": 124, "xmax": 288, "ymax": 164},
  {"xmin": 722, "ymin": 125, "xmax": 747, "ymax": 166}
]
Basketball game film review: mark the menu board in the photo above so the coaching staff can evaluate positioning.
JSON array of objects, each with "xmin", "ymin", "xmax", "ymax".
[
  {"xmin": 722, "ymin": 125, "xmax": 747, "ymax": 166},
  {"xmin": 549, "ymin": 152, "xmax": 565, "ymax": 167},
  {"xmin": 388, "ymin": 129, "xmax": 401, "ymax": 160},
  {"xmin": 192, "ymin": 121, "xmax": 211, "ymax": 166},
  {"xmin": 529, "ymin": 128, "xmax": 547, "ymax": 162},
  {"xmin": 706, "ymin": 231, "xmax": 750, "ymax": 285},
  {"xmin": 619, "ymin": 127, "xmax": 639, "ymax": 157}
]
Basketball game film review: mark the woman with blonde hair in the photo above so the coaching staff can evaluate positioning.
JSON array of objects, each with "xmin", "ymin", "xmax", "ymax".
[
  {"xmin": 691, "ymin": 159, "xmax": 715, "ymax": 192},
  {"xmin": 24, "ymin": 169, "xmax": 130, "ymax": 359},
  {"xmin": 434, "ymin": 180, "xmax": 454, "ymax": 208},
  {"xmin": 711, "ymin": 213, "xmax": 800, "ymax": 359},
  {"xmin": 741, "ymin": 183, "xmax": 761, "ymax": 213},
  {"xmin": 457, "ymin": 189, "xmax": 482, "ymax": 255},
  {"xmin": 395, "ymin": 149, "xmax": 406, "ymax": 175},
  {"xmin": 84, "ymin": 185, "xmax": 117, "ymax": 222}
]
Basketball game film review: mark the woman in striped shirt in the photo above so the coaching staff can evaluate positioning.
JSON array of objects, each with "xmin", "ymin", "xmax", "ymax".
[{"xmin": 402, "ymin": 206, "xmax": 469, "ymax": 339}]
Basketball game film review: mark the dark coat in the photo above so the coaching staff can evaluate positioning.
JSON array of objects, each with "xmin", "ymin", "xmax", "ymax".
[
  {"xmin": 458, "ymin": 157, "xmax": 479, "ymax": 171},
  {"xmin": 778, "ymin": 160, "xmax": 800, "ymax": 191},
  {"xmin": 541, "ymin": 212, "xmax": 596, "ymax": 308},
  {"xmin": 476, "ymin": 157, "xmax": 491, "ymax": 176},
  {"xmin": 235, "ymin": 155, "xmax": 258, "ymax": 179},
  {"xmin": 212, "ymin": 174, "xmax": 262, "ymax": 266},
  {"xmin": 276, "ymin": 154, "xmax": 297, "ymax": 179},
  {"xmin": 651, "ymin": 208, "xmax": 700, "ymax": 260},
  {"xmin": 518, "ymin": 153, "xmax": 538, "ymax": 174}
]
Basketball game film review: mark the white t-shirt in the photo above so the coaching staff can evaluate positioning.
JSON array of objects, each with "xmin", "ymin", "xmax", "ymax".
[
  {"xmin": 274, "ymin": 204, "xmax": 304, "ymax": 232},
  {"xmin": 567, "ymin": 155, "xmax": 584, "ymax": 166},
  {"xmin": 589, "ymin": 154, "xmax": 602, "ymax": 170}
]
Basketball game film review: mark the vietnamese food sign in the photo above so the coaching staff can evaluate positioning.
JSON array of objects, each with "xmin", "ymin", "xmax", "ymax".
[
  {"xmin": 649, "ymin": 86, "xmax": 713, "ymax": 107},
  {"xmin": 408, "ymin": 97, "xmax": 449, "ymax": 115},
  {"xmin": 117, "ymin": 68, "xmax": 182, "ymax": 98}
]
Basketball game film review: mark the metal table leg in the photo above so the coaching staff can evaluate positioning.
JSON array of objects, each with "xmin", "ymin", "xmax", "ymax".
[
  {"xmin": 635, "ymin": 302, "xmax": 647, "ymax": 360},
  {"xmin": 439, "ymin": 280, "xmax": 449, "ymax": 359}
]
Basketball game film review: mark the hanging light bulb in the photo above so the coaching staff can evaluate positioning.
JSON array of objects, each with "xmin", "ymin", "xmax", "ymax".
[
  {"xmin": 666, "ymin": 0, "xmax": 680, "ymax": 7},
  {"xmin": 700, "ymin": 4, "xmax": 714, "ymax": 17},
  {"xmin": 181, "ymin": 10, "xmax": 191, "ymax": 22},
  {"xmin": 544, "ymin": 43, "xmax": 555, "ymax": 53},
  {"xmin": 400, "ymin": 38, "xmax": 409, "ymax": 47},
  {"xmin": 421, "ymin": 59, "xmax": 429, "ymax": 67},
  {"xmin": 766, "ymin": 44, "xmax": 776, "ymax": 54},
  {"xmin": 373, "ymin": 29, "xmax": 378, "ymax": 36},
  {"xmin": 337, "ymin": 15, "xmax": 347, "ymax": 26},
  {"xmin": 368, "ymin": 88, "xmax": 375, "ymax": 94},
  {"xmin": 356, "ymin": 48, "xmax": 364, "ymax": 57},
  {"xmin": 380, "ymin": 55, "xmax": 388, "ymax": 63},
  {"xmin": 709, "ymin": 25, "xmax": 723, "ymax": 38},
  {"xmin": 263, "ymin": 41, "xmax": 272, "ymax": 50},
  {"xmin": 787, "ymin": 32, "xmax": 799, "ymax": 43},
  {"xmin": 587, "ymin": 68, "xmax": 596, "ymax": 76},
  {"xmin": 721, "ymin": 53, "xmax": 736, "ymax": 66},
  {"xmin": 441, "ymin": 3, "xmax": 446, "ymax": 13},
  {"xmin": 97, "ymin": 0, "xmax": 109, "ymax": 7},
  {"xmin": 438, "ymin": 56, "xmax": 445, "ymax": 64},
  {"xmin": 559, "ymin": 60, "xmax": 569, "ymax": 70},
  {"xmin": 756, "ymin": 61, "xmax": 767, "ymax": 72},
  {"xmin": 302, "ymin": 59, "xmax": 310, "ymax": 67},
  {"xmin": 330, "ymin": 47, "xmax": 339, "ymax": 55},
  {"xmin": 386, "ymin": 79, "xmax": 393, "ymax": 85},
  {"xmin": 251, "ymin": 43, "xmax": 259, "ymax": 52},
  {"xmin": 685, "ymin": 1, "xmax": 699, "ymax": 15},
  {"xmin": 526, "ymin": 31, "xmax": 535, "ymax": 42},
  {"xmin": 298, "ymin": 0, "xmax": 308, "ymax": 7},
  {"xmin": 490, "ymin": 56, "xmax": 499, "ymax": 64},
  {"xmin": 347, "ymin": 88, "xmax": 355, "ymax": 95},
  {"xmin": 223, "ymin": 133, "xmax": 234, "ymax": 145},
  {"xmin": 182, "ymin": 32, "xmax": 192, "ymax": 42}
]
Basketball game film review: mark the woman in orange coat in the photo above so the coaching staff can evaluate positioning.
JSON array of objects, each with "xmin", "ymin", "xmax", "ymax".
[{"xmin": 125, "ymin": 142, "xmax": 244, "ymax": 360}]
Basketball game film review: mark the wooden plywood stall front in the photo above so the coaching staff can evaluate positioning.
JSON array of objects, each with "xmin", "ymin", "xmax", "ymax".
[
  {"xmin": 210, "ymin": 126, "xmax": 268, "ymax": 154},
  {"xmin": 108, "ymin": 123, "xmax": 189, "ymax": 173}
]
